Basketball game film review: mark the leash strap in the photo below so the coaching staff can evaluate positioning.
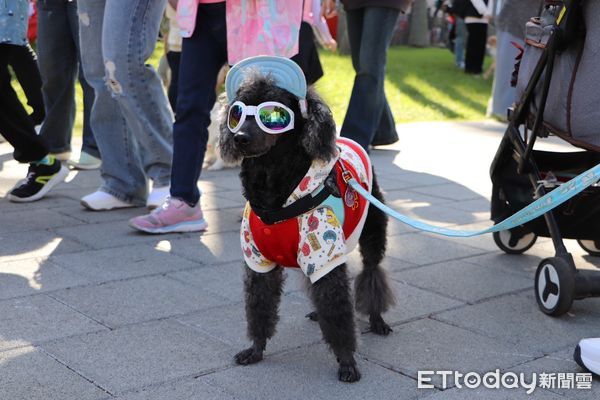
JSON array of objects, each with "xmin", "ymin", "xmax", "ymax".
[{"xmin": 347, "ymin": 164, "xmax": 600, "ymax": 238}]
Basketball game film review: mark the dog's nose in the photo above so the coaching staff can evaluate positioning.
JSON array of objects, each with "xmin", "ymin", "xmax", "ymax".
[{"xmin": 234, "ymin": 132, "xmax": 251, "ymax": 146}]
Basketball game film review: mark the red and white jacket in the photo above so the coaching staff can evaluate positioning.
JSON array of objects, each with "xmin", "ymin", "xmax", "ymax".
[{"xmin": 240, "ymin": 138, "xmax": 372, "ymax": 283}]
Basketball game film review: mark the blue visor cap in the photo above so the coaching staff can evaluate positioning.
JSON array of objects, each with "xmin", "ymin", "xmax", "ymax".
[{"xmin": 225, "ymin": 56, "xmax": 308, "ymax": 103}]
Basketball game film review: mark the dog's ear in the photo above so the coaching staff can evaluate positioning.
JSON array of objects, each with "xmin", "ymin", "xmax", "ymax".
[
  {"xmin": 218, "ymin": 101, "xmax": 243, "ymax": 164},
  {"xmin": 301, "ymin": 88, "xmax": 337, "ymax": 161}
]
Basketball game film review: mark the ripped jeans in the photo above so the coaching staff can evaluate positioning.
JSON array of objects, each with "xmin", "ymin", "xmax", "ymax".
[{"xmin": 77, "ymin": 0, "xmax": 173, "ymax": 205}]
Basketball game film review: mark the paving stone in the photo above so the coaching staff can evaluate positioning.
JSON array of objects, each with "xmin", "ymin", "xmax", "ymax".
[
  {"xmin": 204, "ymin": 343, "xmax": 421, "ymax": 400},
  {"xmin": 358, "ymin": 280, "xmax": 463, "ymax": 329},
  {"xmin": 211, "ymin": 190, "xmax": 247, "ymax": 207},
  {"xmin": 168, "ymin": 261, "xmax": 305, "ymax": 303},
  {"xmin": 0, "ymin": 230, "xmax": 88, "ymax": 263},
  {"xmin": 509, "ymin": 349, "xmax": 600, "ymax": 399},
  {"xmin": 358, "ymin": 319, "xmax": 536, "ymax": 388},
  {"xmin": 385, "ymin": 232, "xmax": 487, "ymax": 266},
  {"xmin": 392, "ymin": 260, "xmax": 532, "ymax": 303},
  {"xmin": 53, "ymin": 220, "xmax": 194, "ymax": 250},
  {"xmin": 435, "ymin": 292, "xmax": 600, "ymax": 354},
  {"xmin": 114, "ymin": 377, "xmax": 236, "ymax": 400},
  {"xmin": 408, "ymin": 183, "xmax": 483, "ymax": 202},
  {"xmin": 52, "ymin": 205, "xmax": 145, "ymax": 224},
  {"xmin": 346, "ymin": 249, "xmax": 418, "ymax": 275},
  {"xmin": 0, "ymin": 295, "xmax": 106, "ymax": 351},
  {"xmin": 49, "ymin": 244, "xmax": 200, "ymax": 283},
  {"xmin": 51, "ymin": 275, "xmax": 231, "ymax": 328},
  {"xmin": 201, "ymin": 192, "xmax": 243, "ymax": 211},
  {"xmin": 161, "ymin": 230, "xmax": 243, "ymax": 265},
  {"xmin": 176, "ymin": 294, "xmax": 322, "ymax": 355},
  {"xmin": 1, "ymin": 208, "xmax": 83, "ymax": 233},
  {"xmin": 40, "ymin": 319, "xmax": 234, "ymax": 394},
  {"xmin": 420, "ymin": 386, "xmax": 565, "ymax": 400},
  {"xmin": 0, "ymin": 258, "xmax": 91, "ymax": 300},
  {"xmin": 0, "ymin": 346, "xmax": 108, "ymax": 400}
]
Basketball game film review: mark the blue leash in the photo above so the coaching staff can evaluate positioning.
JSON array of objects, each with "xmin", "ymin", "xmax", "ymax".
[{"xmin": 347, "ymin": 164, "xmax": 600, "ymax": 237}]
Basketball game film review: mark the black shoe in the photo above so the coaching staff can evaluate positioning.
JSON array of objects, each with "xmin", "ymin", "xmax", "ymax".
[{"xmin": 8, "ymin": 158, "xmax": 69, "ymax": 203}]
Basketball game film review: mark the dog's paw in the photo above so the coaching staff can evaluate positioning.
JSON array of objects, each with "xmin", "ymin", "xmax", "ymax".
[
  {"xmin": 338, "ymin": 363, "xmax": 361, "ymax": 383},
  {"xmin": 234, "ymin": 348, "xmax": 264, "ymax": 365},
  {"xmin": 305, "ymin": 311, "xmax": 319, "ymax": 321},
  {"xmin": 369, "ymin": 315, "xmax": 393, "ymax": 336}
]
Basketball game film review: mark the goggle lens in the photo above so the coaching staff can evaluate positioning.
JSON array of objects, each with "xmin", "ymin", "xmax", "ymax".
[
  {"xmin": 228, "ymin": 104, "xmax": 243, "ymax": 129},
  {"xmin": 258, "ymin": 105, "xmax": 292, "ymax": 131}
]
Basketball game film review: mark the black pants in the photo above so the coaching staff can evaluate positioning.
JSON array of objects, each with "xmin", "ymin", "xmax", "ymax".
[
  {"xmin": 166, "ymin": 51, "xmax": 181, "ymax": 112},
  {"xmin": 465, "ymin": 23, "xmax": 488, "ymax": 74},
  {"xmin": 0, "ymin": 44, "xmax": 49, "ymax": 163}
]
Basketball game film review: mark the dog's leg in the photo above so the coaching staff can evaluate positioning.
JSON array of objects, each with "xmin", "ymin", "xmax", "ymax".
[
  {"xmin": 309, "ymin": 264, "xmax": 360, "ymax": 382},
  {"xmin": 234, "ymin": 266, "xmax": 284, "ymax": 365},
  {"xmin": 356, "ymin": 173, "xmax": 395, "ymax": 335}
]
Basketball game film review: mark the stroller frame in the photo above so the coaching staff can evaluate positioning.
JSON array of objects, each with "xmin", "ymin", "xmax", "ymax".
[{"xmin": 490, "ymin": 0, "xmax": 600, "ymax": 316}]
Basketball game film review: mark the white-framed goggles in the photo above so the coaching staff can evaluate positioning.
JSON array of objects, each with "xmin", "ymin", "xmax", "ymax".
[{"xmin": 227, "ymin": 101, "xmax": 295, "ymax": 134}]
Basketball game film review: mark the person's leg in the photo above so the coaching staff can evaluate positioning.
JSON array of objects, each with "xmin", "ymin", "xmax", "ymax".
[
  {"xmin": 340, "ymin": 6, "xmax": 399, "ymax": 150},
  {"xmin": 37, "ymin": 0, "xmax": 78, "ymax": 153},
  {"xmin": 454, "ymin": 17, "xmax": 466, "ymax": 68},
  {"xmin": 488, "ymin": 29, "xmax": 519, "ymax": 119},
  {"xmin": 102, "ymin": 0, "xmax": 173, "ymax": 192},
  {"xmin": 67, "ymin": 1, "xmax": 100, "ymax": 159},
  {"xmin": 78, "ymin": 0, "xmax": 147, "ymax": 206},
  {"xmin": 129, "ymin": 3, "xmax": 226, "ymax": 233},
  {"xmin": 7, "ymin": 44, "xmax": 45, "ymax": 126},
  {"xmin": 166, "ymin": 50, "xmax": 181, "ymax": 112},
  {"xmin": 169, "ymin": 3, "xmax": 227, "ymax": 205},
  {"xmin": 0, "ymin": 46, "xmax": 68, "ymax": 202},
  {"xmin": 465, "ymin": 23, "xmax": 487, "ymax": 74},
  {"xmin": 0, "ymin": 47, "xmax": 47, "ymax": 162}
]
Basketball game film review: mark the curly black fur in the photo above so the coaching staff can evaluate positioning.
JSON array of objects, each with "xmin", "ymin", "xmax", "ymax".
[
  {"xmin": 355, "ymin": 173, "xmax": 396, "ymax": 335},
  {"xmin": 223, "ymin": 70, "xmax": 394, "ymax": 382},
  {"xmin": 235, "ymin": 267, "xmax": 284, "ymax": 365}
]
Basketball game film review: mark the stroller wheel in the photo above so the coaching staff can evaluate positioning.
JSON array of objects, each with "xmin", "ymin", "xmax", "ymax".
[
  {"xmin": 577, "ymin": 240, "xmax": 600, "ymax": 257},
  {"xmin": 535, "ymin": 257, "xmax": 575, "ymax": 316},
  {"xmin": 493, "ymin": 230, "xmax": 537, "ymax": 254}
]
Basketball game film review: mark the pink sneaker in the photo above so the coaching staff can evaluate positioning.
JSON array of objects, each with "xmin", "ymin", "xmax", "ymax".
[{"xmin": 129, "ymin": 197, "xmax": 208, "ymax": 234}]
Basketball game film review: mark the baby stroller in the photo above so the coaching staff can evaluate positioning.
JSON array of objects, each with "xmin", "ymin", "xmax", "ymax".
[{"xmin": 490, "ymin": 0, "xmax": 600, "ymax": 316}]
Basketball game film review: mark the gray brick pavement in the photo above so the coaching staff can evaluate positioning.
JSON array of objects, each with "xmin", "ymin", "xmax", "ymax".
[{"xmin": 1, "ymin": 121, "xmax": 599, "ymax": 399}]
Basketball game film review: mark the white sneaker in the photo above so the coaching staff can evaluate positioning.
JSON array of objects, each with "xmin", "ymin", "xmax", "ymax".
[
  {"xmin": 575, "ymin": 338, "xmax": 600, "ymax": 375},
  {"xmin": 81, "ymin": 191, "xmax": 136, "ymax": 211},
  {"xmin": 52, "ymin": 151, "xmax": 72, "ymax": 161},
  {"xmin": 147, "ymin": 185, "xmax": 170, "ymax": 209},
  {"xmin": 67, "ymin": 152, "xmax": 102, "ymax": 170}
]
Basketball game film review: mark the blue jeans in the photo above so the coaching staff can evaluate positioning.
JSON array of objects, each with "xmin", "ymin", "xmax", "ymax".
[
  {"xmin": 78, "ymin": 0, "xmax": 173, "ymax": 205},
  {"xmin": 37, "ymin": 0, "xmax": 98, "ymax": 157},
  {"xmin": 170, "ymin": 3, "xmax": 227, "ymax": 205},
  {"xmin": 341, "ymin": 6, "xmax": 400, "ymax": 150},
  {"xmin": 454, "ymin": 17, "xmax": 466, "ymax": 67}
]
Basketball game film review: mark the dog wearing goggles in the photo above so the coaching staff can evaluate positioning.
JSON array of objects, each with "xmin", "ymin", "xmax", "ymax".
[{"xmin": 220, "ymin": 66, "xmax": 395, "ymax": 383}]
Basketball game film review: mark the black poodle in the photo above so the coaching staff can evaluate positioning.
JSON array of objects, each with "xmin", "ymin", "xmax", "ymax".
[{"xmin": 219, "ymin": 70, "xmax": 395, "ymax": 383}]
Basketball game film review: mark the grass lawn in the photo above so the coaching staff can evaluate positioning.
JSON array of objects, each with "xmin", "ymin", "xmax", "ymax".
[{"xmin": 12, "ymin": 44, "xmax": 492, "ymax": 136}]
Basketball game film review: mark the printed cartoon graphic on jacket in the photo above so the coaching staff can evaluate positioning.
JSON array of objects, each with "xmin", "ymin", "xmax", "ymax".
[{"xmin": 240, "ymin": 137, "xmax": 372, "ymax": 283}]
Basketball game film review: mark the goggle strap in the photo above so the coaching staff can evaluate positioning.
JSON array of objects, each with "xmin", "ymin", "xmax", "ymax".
[{"xmin": 299, "ymin": 99, "xmax": 308, "ymax": 119}]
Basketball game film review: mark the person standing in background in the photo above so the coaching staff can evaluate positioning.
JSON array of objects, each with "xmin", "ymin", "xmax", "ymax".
[
  {"xmin": 1, "ymin": 0, "xmax": 69, "ymax": 202},
  {"xmin": 130, "ymin": 0, "xmax": 307, "ymax": 234},
  {"xmin": 322, "ymin": 0, "xmax": 412, "ymax": 151},
  {"xmin": 463, "ymin": 0, "xmax": 493, "ymax": 75},
  {"xmin": 487, "ymin": 0, "xmax": 540, "ymax": 119},
  {"xmin": 36, "ymin": 0, "xmax": 100, "ymax": 170},
  {"xmin": 77, "ymin": 0, "xmax": 173, "ymax": 211}
]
